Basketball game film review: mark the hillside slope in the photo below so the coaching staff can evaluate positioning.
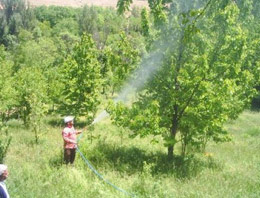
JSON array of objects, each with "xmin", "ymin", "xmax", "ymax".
[
  {"xmin": 27, "ymin": 0, "xmax": 148, "ymax": 8},
  {"xmin": 4, "ymin": 111, "xmax": 260, "ymax": 197}
]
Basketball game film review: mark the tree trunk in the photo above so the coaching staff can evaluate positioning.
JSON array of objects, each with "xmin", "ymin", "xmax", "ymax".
[
  {"xmin": 168, "ymin": 146, "xmax": 173, "ymax": 158},
  {"xmin": 167, "ymin": 124, "xmax": 178, "ymax": 159},
  {"xmin": 112, "ymin": 87, "xmax": 115, "ymax": 96},
  {"xmin": 168, "ymin": 28, "xmax": 183, "ymax": 159},
  {"xmin": 168, "ymin": 105, "xmax": 178, "ymax": 159}
]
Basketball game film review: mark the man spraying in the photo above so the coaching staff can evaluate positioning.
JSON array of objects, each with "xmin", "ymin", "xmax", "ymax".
[
  {"xmin": 62, "ymin": 116, "xmax": 83, "ymax": 164},
  {"xmin": 0, "ymin": 164, "xmax": 9, "ymax": 198}
]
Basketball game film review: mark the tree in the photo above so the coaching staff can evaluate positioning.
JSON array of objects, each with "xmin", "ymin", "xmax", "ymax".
[
  {"xmin": 34, "ymin": 6, "xmax": 78, "ymax": 27},
  {"xmin": 109, "ymin": 0, "xmax": 259, "ymax": 158},
  {"xmin": 52, "ymin": 18, "xmax": 79, "ymax": 37},
  {"xmin": 15, "ymin": 67, "xmax": 48, "ymax": 127},
  {"xmin": 59, "ymin": 34, "xmax": 102, "ymax": 123},
  {"xmin": 236, "ymin": 0, "xmax": 260, "ymax": 109},
  {"xmin": 117, "ymin": 0, "xmax": 133, "ymax": 15},
  {"xmin": 13, "ymin": 36, "xmax": 58, "ymax": 71},
  {"xmin": 0, "ymin": 0, "xmax": 36, "ymax": 46},
  {"xmin": 102, "ymin": 32, "xmax": 140, "ymax": 95},
  {"xmin": 78, "ymin": 5, "xmax": 100, "ymax": 35},
  {"xmin": 0, "ymin": 46, "xmax": 13, "ymax": 161},
  {"xmin": 140, "ymin": 8, "xmax": 153, "ymax": 51},
  {"xmin": 28, "ymin": 91, "xmax": 48, "ymax": 144},
  {"xmin": 0, "ymin": 45, "xmax": 17, "ymax": 121},
  {"xmin": 14, "ymin": 66, "xmax": 48, "ymax": 143}
]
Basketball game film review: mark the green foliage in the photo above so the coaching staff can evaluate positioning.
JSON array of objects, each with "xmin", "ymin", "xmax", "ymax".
[
  {"xmin": 13, "ymin": 36, "xmax": 58, "ymax": 70},
  {"xmin": 140, "ymin": 8, "xmax": 154, "ymax": 51},
  {"xmin": 14, "ymin": 67, "xmax": 48, "ymax": 126},
  {"xmin": 0, "ymin": 45, "xmax": 17, "ymax": 121},
  {"xmin": 34, "ymin": 6, "xmax": 78, "ymax": 27},
  {"xmin": 0, "ymin": 46, "xmax": 15, "ymax": 155},
  {"xmin": 0, "ymin": 2, "xmax": 147, "ymax": 130},
  {"xmin": 29, "ymin": 92, "xmax": 48, "ymax": 144},
  {"xmin": 141, "ymin": 8, "xmax": 150, "ymax": 38},
  {"xmin": 78, "ymin": 6, "xmax": 103, "ymax": 35},
  {"xmin": 238, "ymin": 0, "xmax": 260, "ymax": 108},
  {"xmin": 78, "ymin": 6, "xmax": 129, "ymax": 48},
  {"xmin": 107, "ymin": 100, "xmax": 168, "ymax": 146},
  {"xmin": 34, "ymin": 21, "xmax": 52, "ymax": 38},
  {"xmin": 252, "ymin": 0, "xmax": 260, "ymax": 19},
  {"xmin": 0, "ymin": 1, "xmax": 258, "ymax": 197},
  {"xmin": 111, "ymin": 0, "xmax": 260, "ymax": 157},
  {"xmin": 0, "ymin": 0, "xmax": 36, "ymax": 46},
  {"xmin": 102, "ymin": 32, "xmax": 140, "ymax": 95},
  {"xmin": 12, "ymin": 32, "xmax": 65, "ymax": 113},
  {"xmin": 59, "ymin": 34, "xmax": 102, "ymax": 122},
  {"xmin": 148, "ymin": 0, "xmax": 168, "ymax": 28},
  {"xmin": 117, "ymin": 0, "xmax": 133, "ymax": 15},
  {"xmin": 52, "ymin": 18, "xmax": 79, "ymax": 37}
]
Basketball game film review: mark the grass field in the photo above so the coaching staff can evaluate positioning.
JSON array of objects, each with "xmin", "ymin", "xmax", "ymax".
[{"xmin": 4, "ymin": 110, "xmax": 260, "ymax": 197}]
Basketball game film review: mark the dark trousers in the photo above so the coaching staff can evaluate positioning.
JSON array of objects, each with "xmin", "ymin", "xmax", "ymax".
[{"xmin": 64, "ymin": 148, "xmax": 76, "ymax": 164}]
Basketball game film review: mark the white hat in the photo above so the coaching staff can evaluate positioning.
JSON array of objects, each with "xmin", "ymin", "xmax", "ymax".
[
  {"xmin": 0, "ymin": 164, "xmax": 7, "ymax": 175},
  {"xmin": 64, "ymin": 116, "xmax": 74, "ymax": 123}
]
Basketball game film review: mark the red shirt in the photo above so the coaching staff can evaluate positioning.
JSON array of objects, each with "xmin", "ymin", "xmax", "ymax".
[{"xmin": 62, "ymin": 126, "xmax": 77, "ymax": 149}]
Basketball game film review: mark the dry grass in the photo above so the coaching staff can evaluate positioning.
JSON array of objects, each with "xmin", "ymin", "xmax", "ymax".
[{"xmin": 27, "ymin": 0, "xmax": 148, "ymax": 8}]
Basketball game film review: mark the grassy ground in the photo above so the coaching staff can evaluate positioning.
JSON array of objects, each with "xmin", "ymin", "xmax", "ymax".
[{"xmin": 4, "ymin": 111, "xmax": 260, "ymax": 197}]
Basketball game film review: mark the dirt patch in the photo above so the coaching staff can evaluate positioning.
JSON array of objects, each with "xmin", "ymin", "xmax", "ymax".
[{"xmin": 27, "ymin": 0, "xmax": 148, "ymax": 8}]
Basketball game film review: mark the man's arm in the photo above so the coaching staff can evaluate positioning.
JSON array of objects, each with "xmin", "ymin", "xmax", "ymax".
[
  {"xmin": 76, "ymin": 126, "xmax": 88, "ymax": 135},
  {"xmin": 76, "ymin": 130, "xmax": 83, "ymax": 135}
]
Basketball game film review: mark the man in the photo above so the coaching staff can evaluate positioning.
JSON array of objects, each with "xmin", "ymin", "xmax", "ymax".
[
  {"xmin": 0, "ymin": 164, "xmax": 9, "ymax": 198},
  {"xmin": 62, "ymin": 116, "xmax": 83, "ymax": 164}
]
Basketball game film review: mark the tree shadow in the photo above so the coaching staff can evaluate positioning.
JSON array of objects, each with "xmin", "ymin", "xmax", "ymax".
[
  {"xmin": 74, "ymin": 121, "xmax": 89, "ymax": 128},
  {"xmin": 80, "ymin": 142, "xmax": 223, "ymax": 179},
  {"xmin": 47, "ymin": 118, "xmax": 64, "ymax": 127},
  {"xmin": 46, "ymin": 117, "xmax": 87, "ymax": 128},
  {"xmin": 49, "ymin": 150, "xmax": 64, "ymax": 169}
]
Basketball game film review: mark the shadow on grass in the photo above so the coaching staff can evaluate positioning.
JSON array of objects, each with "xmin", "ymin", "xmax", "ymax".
[
  {"xmin": 80, "ymin": 142, "xmax": 223, "ymax": 179},
  {"xmin": 246, "ymin": 127, "xmax": 260, "ymax": 137},
  {"xmin": 47, "ymin": 118, "xmax": 64, "ymax": 127},
  {"xmin": 49, "ymin": 150, "xmax": 64, "ymax": 169}
]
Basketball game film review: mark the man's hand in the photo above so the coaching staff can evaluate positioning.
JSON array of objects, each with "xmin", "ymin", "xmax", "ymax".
[
  {"xmin": 77, "ymin": 130, "xmax": 83, "ymax": 134},
  {"xmin": 77, "ymin": 126, "xmax": 89, "ymax": 134}
]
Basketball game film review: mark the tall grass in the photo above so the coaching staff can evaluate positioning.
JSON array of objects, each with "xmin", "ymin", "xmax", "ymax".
[{"xmin": 4, "ymin": 111, "xmax": 260, "ymax": 197}]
